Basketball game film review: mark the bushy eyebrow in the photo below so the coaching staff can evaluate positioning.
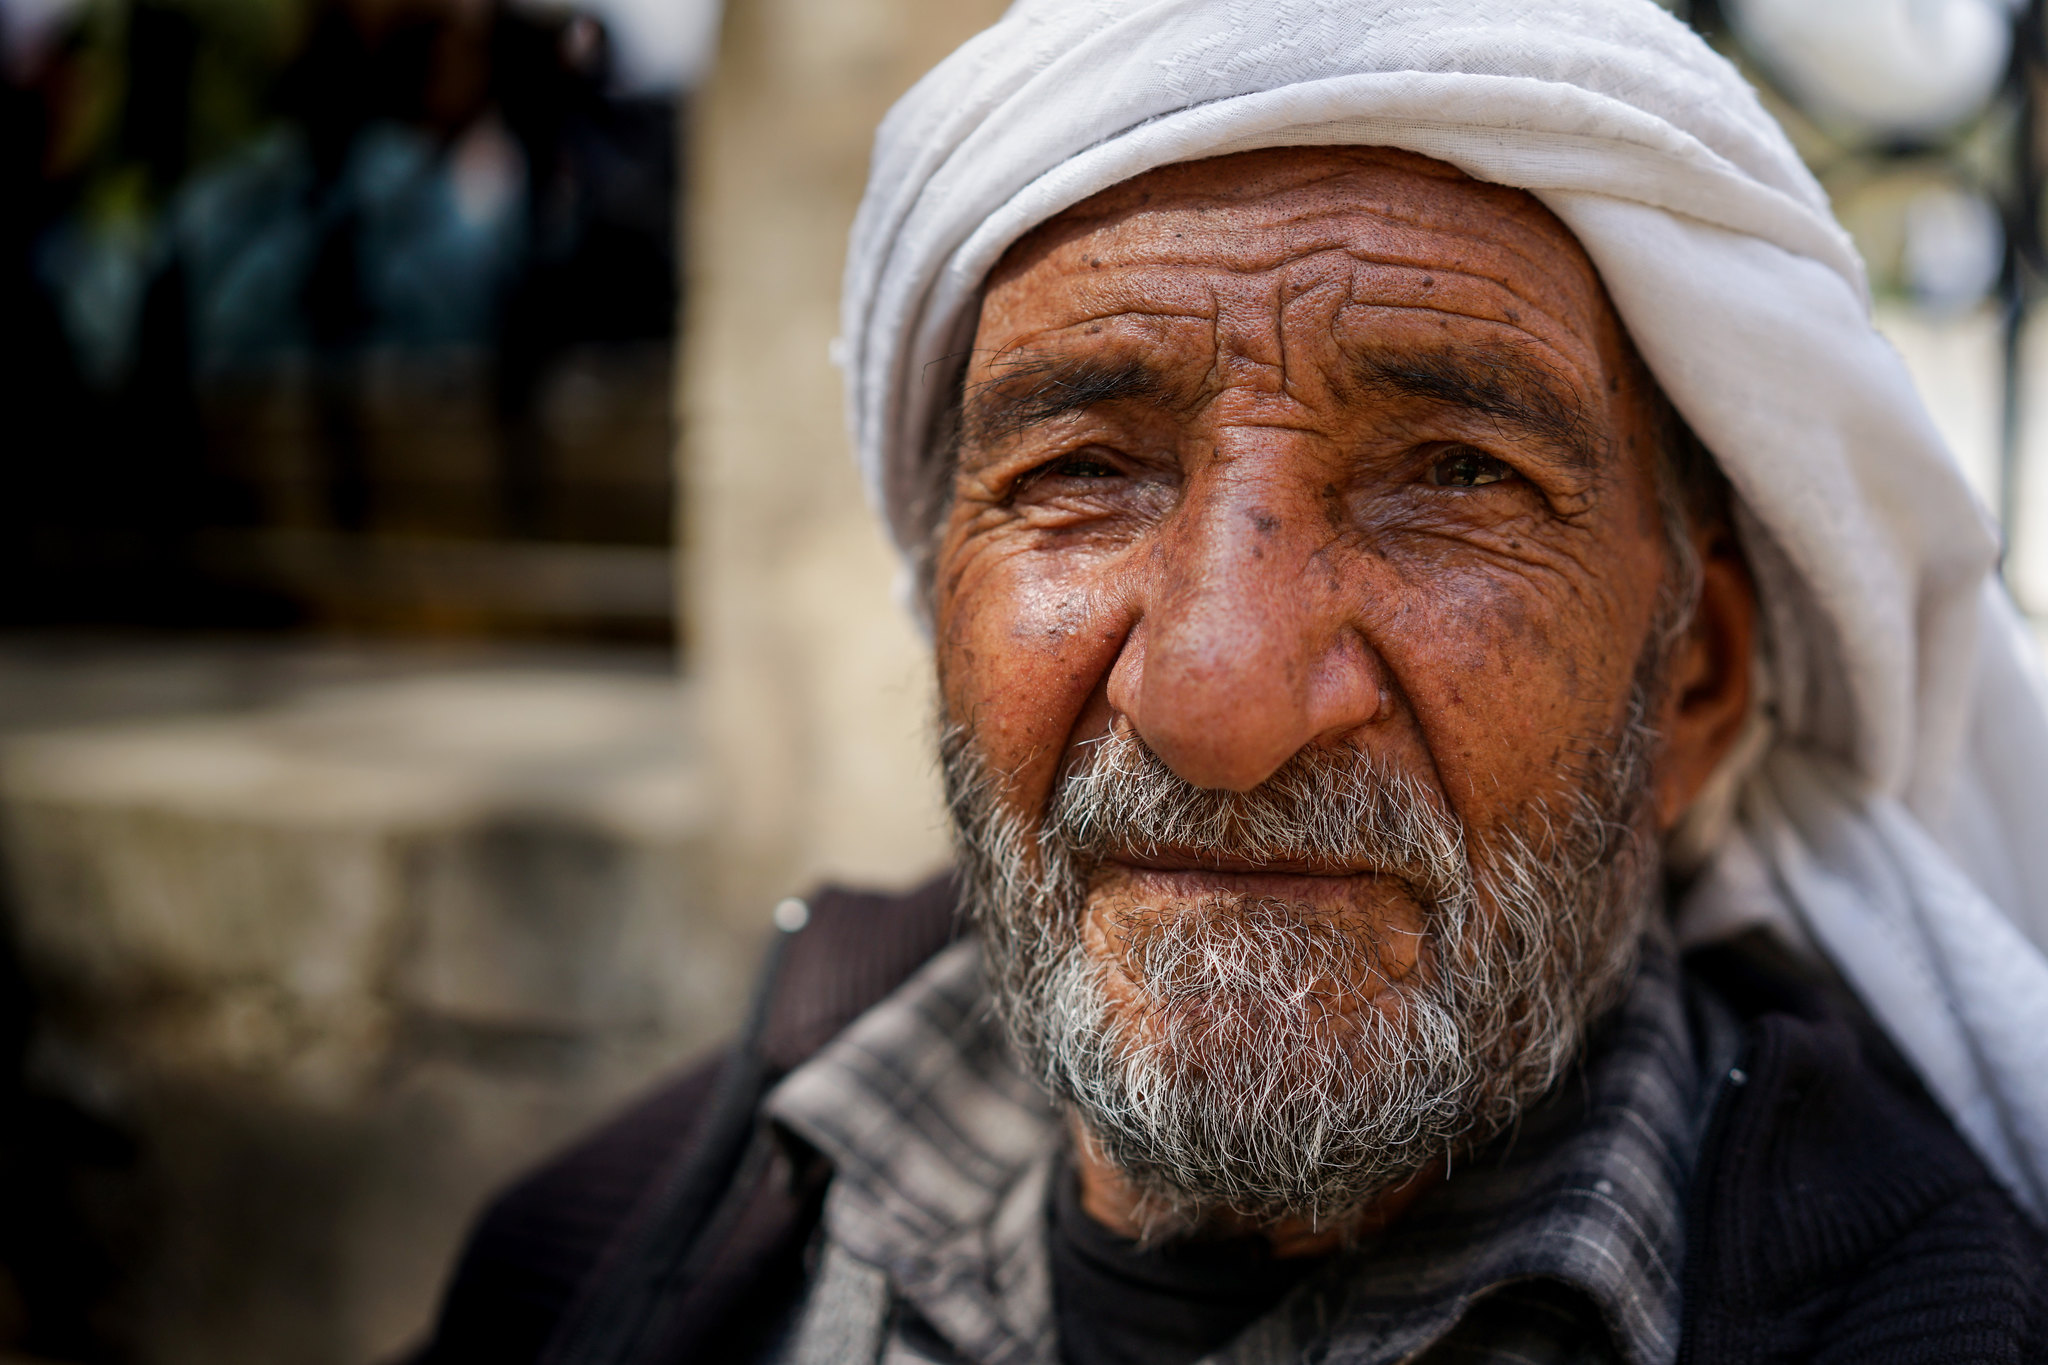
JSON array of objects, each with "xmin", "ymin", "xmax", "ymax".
[
  {"xmin": 961, "ymin": 340, "xmax": 1602, "ymax": 468},
  {"xmin": 962, "ymin": 352, "xmax": 1162, "ymax": 446},
  {"xmin": 1352, "ymin": 345, "xmax": 1601, "ymax": 468}
]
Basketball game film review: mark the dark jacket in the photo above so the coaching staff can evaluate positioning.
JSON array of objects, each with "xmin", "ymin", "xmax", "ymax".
[{"xmin": 408, "ymin": 875, "xmax": 2047, "ymax": 1365}]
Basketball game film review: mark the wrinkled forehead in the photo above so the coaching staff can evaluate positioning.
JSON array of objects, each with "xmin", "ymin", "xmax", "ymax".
[{"xmin": 979, "ymin": 145, "xmax": 1627, "ymax": 369}]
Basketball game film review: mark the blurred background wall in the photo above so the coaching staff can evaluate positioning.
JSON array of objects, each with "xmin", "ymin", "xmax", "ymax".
[
  {"xmin": 682, "ymin": 0, "xmax": 981, "ymax": 947},
  {"xmin": 0, "ymin": 0, "xmax": 989, "ymax": 1357},
  {"xmin": 0, "ymin": 0, "xmax": 2045, "ymax": 1361}
]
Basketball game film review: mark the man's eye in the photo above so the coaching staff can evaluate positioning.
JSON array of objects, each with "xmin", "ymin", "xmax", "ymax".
[
  {"xmin": 1043, "ymin": 452, "xmax": 1121, "ymax": 479},
  {"xmin": 1427, "ymin": 448, "xmax": 1517, "ymax": 488}
]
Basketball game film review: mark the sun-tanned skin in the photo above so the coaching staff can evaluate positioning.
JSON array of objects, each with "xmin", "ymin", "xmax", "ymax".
[{"xmin": 930, "ymin": 147, "xmax": 1756, "ymax": 1254}]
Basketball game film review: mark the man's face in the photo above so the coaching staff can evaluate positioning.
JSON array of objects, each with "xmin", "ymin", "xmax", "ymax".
[{"xmin": 931, "ymin": 147, "xmax": 1745, "ymax": 1232}]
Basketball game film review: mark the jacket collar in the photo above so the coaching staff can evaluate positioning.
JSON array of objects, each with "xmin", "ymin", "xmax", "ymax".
[{"xmin": 767, "ymin": 929, "xmax": 1726, "ymax": 1365}]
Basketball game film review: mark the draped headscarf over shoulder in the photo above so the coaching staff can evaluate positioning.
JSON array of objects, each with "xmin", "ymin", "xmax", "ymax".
[{"xmin": 837, "ymin": 0, "xmax": 2048, "ymax": 1221}]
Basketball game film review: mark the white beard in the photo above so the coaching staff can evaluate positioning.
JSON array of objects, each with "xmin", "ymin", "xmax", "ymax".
[{"xmin": 942, "ymin": 711, "xmax": 1660, "ymax": 1238}]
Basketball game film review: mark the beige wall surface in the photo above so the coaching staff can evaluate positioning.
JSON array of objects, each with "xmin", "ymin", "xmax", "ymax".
[{"xmin": 683, "ymin": 0, "xmax": 1009, "ymax": 929}]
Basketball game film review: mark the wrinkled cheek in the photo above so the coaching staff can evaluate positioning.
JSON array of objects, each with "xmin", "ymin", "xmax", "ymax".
[
  {"xmin": 938, "ymin": 551, "xmax": 1119, "ymax": 796},
  {"xmin": 1395, "ymin": 573, "xmax": 1607, "ymax": 810}
]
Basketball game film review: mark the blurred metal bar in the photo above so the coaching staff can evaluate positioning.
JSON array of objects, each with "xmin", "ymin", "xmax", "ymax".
[{"xmin": 2001, "ymin": 0, "xmax": 2047, "ymax": 578}]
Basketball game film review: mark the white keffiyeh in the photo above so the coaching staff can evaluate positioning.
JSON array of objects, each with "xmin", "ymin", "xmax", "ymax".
[{"xmin": 837, "ymin": 0, "xmax": 2048, "ymax": 1220}]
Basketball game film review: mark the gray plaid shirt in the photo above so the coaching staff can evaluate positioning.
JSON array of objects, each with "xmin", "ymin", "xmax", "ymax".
[{"xmin": 765, "ymin": 928, "xmax": 1737, "ymax": 1365}]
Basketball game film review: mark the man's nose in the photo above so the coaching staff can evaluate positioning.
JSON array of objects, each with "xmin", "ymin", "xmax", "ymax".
[{"xmin": 1105, "ymin": 484, "xmax": 1385, "ymax": 792}]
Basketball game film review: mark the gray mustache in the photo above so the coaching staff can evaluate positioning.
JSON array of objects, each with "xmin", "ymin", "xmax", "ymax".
[{"xmin": 1043, "ymin": 727, "xmax": 1470, "ymax": 905}]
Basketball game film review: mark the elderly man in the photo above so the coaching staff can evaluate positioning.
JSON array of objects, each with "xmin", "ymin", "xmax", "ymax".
[{"xmin": 414, "ymin": 2, "xmax": 2048, "ymax": 1362}]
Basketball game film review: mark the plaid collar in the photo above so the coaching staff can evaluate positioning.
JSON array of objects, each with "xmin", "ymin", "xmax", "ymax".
[{"xmin": 766, "ymin": 927, "xmax": 1729, "ymax": 1365}]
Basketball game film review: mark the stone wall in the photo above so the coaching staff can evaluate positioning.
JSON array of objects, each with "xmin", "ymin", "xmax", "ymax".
[
  {"xmin": 0, "ymin": 649, "xmax": 736, "ymax": 1364},
  {"xmin": 681, "ymin": 0, "xmax": 1008, "ymax": 929}
]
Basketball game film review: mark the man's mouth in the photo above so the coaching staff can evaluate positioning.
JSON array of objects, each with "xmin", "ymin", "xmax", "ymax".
[{"xmin": 1104, "ymin": 847, "xmax": 1391, "ymax": 878}]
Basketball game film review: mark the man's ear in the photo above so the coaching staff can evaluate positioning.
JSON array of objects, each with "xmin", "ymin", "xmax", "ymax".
[{"xmin": 1653, "ymin": 527, "xmax": 1756, "ymax": 831}]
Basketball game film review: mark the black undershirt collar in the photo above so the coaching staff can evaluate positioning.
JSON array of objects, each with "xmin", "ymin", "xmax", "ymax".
[{"xmin": 1047, "ymin": 1154, "xmax": 1326, "ymax": 1365}]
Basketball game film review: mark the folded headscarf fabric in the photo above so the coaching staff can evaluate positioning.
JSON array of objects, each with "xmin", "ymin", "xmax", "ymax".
[{"xmin": 838, "ymin": 0, "xmax": 2048, "ymax": 1220}]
